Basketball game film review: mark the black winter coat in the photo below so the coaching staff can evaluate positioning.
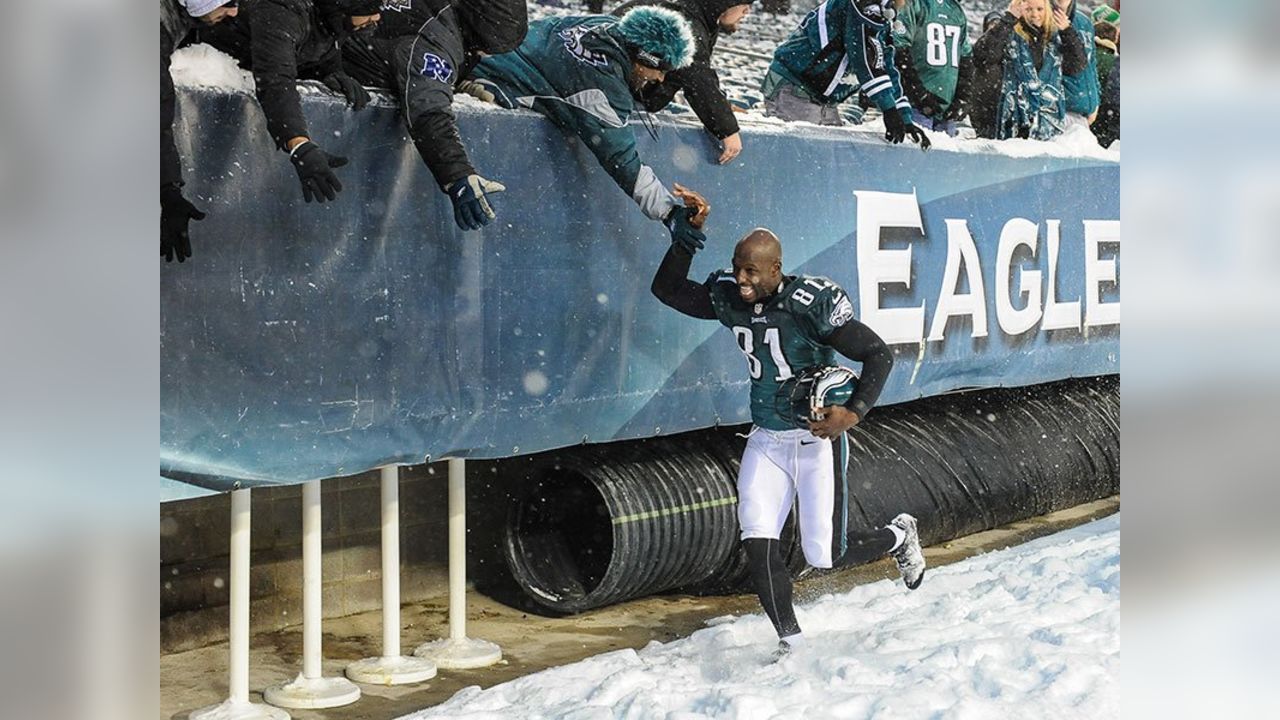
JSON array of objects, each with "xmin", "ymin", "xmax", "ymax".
[
  {"xmin": 612, "ymin": 0, "xmax": 742, "ymax": 140},
  {"xmin": 340, "ymin": 0, "xmax": 528, "ymax": 188},
  {"xmin": 161, "ymin": 1, "xmax": 196, "ymax": 189},
  {"xmin": 1094, "ymin": 55, "xmax": 1119, "ymax": 148},
  {"xmin": 194, "ymin": 0, "xmax": 344, "ymax": 150}
]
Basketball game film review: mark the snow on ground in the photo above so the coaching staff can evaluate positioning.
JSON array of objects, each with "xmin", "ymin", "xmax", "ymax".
[{"xmin": 400, "ymin": 515, "xmax": 1120, "ymax": 720}]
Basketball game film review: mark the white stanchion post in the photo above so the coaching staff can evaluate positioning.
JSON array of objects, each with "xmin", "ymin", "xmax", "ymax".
[
  {"xmin": 190, "ymin": 489, "xmax": 289, "ymax": 720},
  {"xmin": 264, "ymin": 481, "xmax": 361, "ymax": 710},
  {"xmin": 345, "ymin": 467, "xmax": 437, "ymax": 685},
  {"xmin": 414, "ymin": 459, "xmax": 502, "ymax": 669}
]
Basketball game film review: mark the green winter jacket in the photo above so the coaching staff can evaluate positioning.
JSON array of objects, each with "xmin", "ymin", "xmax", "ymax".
[{"xmin": 473, "ymin": 15, "xmax": 678, "ymax": 223}]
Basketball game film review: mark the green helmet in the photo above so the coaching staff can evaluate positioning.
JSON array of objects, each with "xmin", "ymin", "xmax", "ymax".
[{"xmin": 776, "ymin": 366, "xmax": 860, "ymax": 428}]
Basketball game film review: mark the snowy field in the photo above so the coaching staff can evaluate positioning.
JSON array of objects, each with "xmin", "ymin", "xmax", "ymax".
[{"xmin": 401, "ymin": 515, "xmax": 1120, "ymax": 719}]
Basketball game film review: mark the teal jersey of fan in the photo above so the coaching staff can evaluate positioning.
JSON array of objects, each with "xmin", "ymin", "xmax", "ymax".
[
  {"xmin": 892, "ymin": 0, "xmax": 972, "ymax": 109},
  {"xmin": 704, "ymin": 272, "xmax": 855, "ymax": 430}
]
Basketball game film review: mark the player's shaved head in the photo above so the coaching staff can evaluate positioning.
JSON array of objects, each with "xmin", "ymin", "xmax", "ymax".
[
  {"xmin": 734, "ymin": 228, "xmax": 782, "ymax": 266},
  {"xmin": 732, "ymin": 228, "xmax": 784, "ymax": 303}
]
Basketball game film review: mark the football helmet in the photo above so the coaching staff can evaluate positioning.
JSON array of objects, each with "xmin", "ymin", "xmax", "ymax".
[{"xmin": 776, "ymin": 365, "xmax": 860, "ymax": 428}]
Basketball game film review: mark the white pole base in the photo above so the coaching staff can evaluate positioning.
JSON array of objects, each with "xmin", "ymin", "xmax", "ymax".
[
  {"xmin": 262, "ymin": 674, "xmax": 361, "ymax": 710},
  {"xmin": 413, "ymin": 637, "xmax": 502, "ymax": 670},
  {"xmin": 189, "ymin": 698, "xmax": 290, "ymax": 720},
  {"xmin": 345, "ymin": 655, "xmax": 437, "ymax": 686}
]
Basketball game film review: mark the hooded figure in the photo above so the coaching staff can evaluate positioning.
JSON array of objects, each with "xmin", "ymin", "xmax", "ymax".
[
  {"xmin": 611, "ymin": 0, "xmax": 754, "ymax": 164},
  {"xmin": 339, "ymin": 0, "xmax": 529, "ymax": 231},
  {"xmin": 191, "ymin": 0, "xmax": 373, "ymax": 204},
  {"xmin": 468, "ymin": 8, "xmax": 698, "ymax": 229}
]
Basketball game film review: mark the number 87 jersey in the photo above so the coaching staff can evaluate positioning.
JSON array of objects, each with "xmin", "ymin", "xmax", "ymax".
[{"xmin": 705, "ymin": 271, "xmax": 857, "ymax": 431}]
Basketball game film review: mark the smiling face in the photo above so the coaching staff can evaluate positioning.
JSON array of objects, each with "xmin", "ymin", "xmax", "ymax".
[
  {"xmin": 1023, "ymin": 0, "xmax": 1048, "ymax": 27},
  {"xmin": 630, "ymin": 62, "xmax": 667, "ymax": 95},
  {"xmin": 732, "ymin": 229, "xmax": 783, "ymax": 304}
]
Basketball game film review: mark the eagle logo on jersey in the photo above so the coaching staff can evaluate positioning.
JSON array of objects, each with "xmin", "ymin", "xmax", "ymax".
[
  {"xmin": 381, "ymin": 0, "xmax": 412, "ymax": 12},
  {"xmin": 829, "ymin": 295, "xmax": 854, "ymax": 327},
  {"xmin": 560, "ymin": 26, "xmax": 610, "ymax": 67},
  {"xmin": 868, "ymin": 37, "xmax": 886, "ymax": 71}
]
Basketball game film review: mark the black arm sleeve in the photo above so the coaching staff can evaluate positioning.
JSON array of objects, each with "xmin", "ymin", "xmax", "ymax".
[
  {"xmin": 1094, "ymin": 56, "xmax": 1120, "ymax": 148},
  {"xmin": 651, "ymin": 245, "xmax": 717, "ymax": 320},
  {"xmin": 971, "ymin": 14, "xmax": 1014, "ymax": 67},
  {"xmin": 823, "ymin": 319, "xmax": 894, "ymax": 418},
  {"xmin": 953, "ymin": 54, "xmax": 975, "ymax": 108},
  {"xmin": 893, "ymin": 46, "xmax": 931, "ymax": 112},
  {"xmin": 249, "ymin": 1, "xmax": 310, "ymax": 150},
  {"xmin": 393, "ymin": 18, "xmax": 475, "ymax": 188},
  {"xmin": 1057, "ymin": 26, "xmax": 1088, "ymax": 77},
  {"xmin": 669, "ymin": 63, "xmax": 740, "ymax": 139},
  {"xmin": 161, "ymin": 24, "xmax": 182, "ymax": 188}
]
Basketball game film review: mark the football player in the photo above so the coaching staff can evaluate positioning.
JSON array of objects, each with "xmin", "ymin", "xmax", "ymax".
[{"xmin": 651, "ymin": 222, "xmax": 926, "ymax": 658}]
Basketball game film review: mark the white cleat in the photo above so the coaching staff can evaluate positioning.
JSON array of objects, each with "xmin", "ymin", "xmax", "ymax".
[{"xmin": 889, "ymin": 513, "xmax": 925, "ymax": 590}]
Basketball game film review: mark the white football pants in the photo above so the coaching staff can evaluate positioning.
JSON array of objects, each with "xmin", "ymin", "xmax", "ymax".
[{"xmin": 737, "ymin": 426, "xmax": 849, "ymax": 569}]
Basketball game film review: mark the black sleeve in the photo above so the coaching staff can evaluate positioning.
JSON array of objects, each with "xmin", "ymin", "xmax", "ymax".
[
  {"xmin": 651, "ymin": 245, "xmax": 717, "ymax": 320},
  {"xmin": 393, "ymin": 19, "xmax": 475, "ymax": 188},
  {"xmin": 667, "ymin": 63, "xmax": 740, "ymax": 139},
  {"xmin": 1094, "ymin": 56, "xmax": 1119, "ymax": 147},
  {"xmin": 823, "ymin": 319, "xmax": 894, "ymax": 418},
  {"xmin": 249, "ymin": 1, "xmax": 310, "ymax": 150},
  {"xmin": 1057, "ymin": 26, "xmax": 1087, "ymax": 77},
  {"xmin": 971, "ymin": 13, "xmax": 1014, "ymax": 67},
  {"xmin": 893, "ymin": 45, "xmax": 931, "ymax": 113},
  {"xmin": 953, "ymin": 54, "xmax": 974, "ymax": 108},
  {"xmin": 161, "ymin": 23, "xmax": 182, "ymax": 188}
]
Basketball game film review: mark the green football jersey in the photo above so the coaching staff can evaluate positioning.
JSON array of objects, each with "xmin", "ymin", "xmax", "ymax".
[
  {"xmin": 892, "ymin": 0, "xmax": 972, "ymax": 108},
  {"xmin": 705, "ymin": 272, "xmax": 856, "ymax": 431}
]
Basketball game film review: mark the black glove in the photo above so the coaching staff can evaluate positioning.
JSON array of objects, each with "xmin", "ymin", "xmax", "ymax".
[
  {"xmin": 160, "ymin": 183, "xmax": 205, "ymax": 263},
  {"xmin": 323, "ymin": 71, "xmax": 370, "ymax": 111},
  {"xmin": 445, "ymin": 174, "xmax": 506, "ymax": 231},
  {"xmin": 664, "ymin": 206, "xmax": 706, "ymax": 255},
  {"xmin": 883, "ymin": 107, "xmax": 908, "ymax": 144},
  {"xmin": 904, "ymin": 121, "xmax": 932, "ymax": 151},
  {"xmin": 289, "ymin": 141, "xmax": 348, "ymax": 203},
  {"xmin": 883, "ymin": 108, "xmax": 932, "ymax": 151},
  {"xmin": 942, "ymin": 97, "xmax": 967, "ymax": 122}
]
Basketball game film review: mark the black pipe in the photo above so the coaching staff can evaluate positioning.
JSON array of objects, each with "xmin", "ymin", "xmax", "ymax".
[{"xmin": 503, "ymin": 376, "xmax": 1119, "ymax": 615}]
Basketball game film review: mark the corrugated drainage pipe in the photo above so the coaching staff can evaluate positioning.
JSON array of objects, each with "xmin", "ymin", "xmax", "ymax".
[
  {"xmin": 505, "ymin": 376, "xmax": 1119, "ymax": 614},
  {"xmin": 504, "ymin": 442, "xmax": 741, "ymax": 614}
]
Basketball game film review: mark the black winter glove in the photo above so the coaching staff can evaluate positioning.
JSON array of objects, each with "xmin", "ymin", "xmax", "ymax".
[
  {"xmin": 323, "ymin": 71, "xmax": 370, "ymax": 111},
  {"xmin": 664, "ymin": 206, "xmax": 706, "ymax": 255},
  {"xmin": 942, "ymin": 97, "xmax": 967, "ymax": 122},
  {"xmin": 883, "ymin": 108, "xmax": 932, "ymax": 151},
  {"xmin": 160, "ymin": 183, "xmax": 205, "ymax": 263},
  {"xmin": 445, "ymin": 174, "xmax": 506, "ymax": 231},
  {"xmin": 883, "ymin": 107, "xmax": 907, "ymax": 144},
  {"xmin": 289, "ymin": 141, "xmax": 348, "ymax": 203}
]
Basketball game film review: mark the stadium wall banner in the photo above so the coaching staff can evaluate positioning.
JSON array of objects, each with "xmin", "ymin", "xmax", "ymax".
[{"xmin": 162, "ymin": 89, "xmax": 1119, "ymax": 487}]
